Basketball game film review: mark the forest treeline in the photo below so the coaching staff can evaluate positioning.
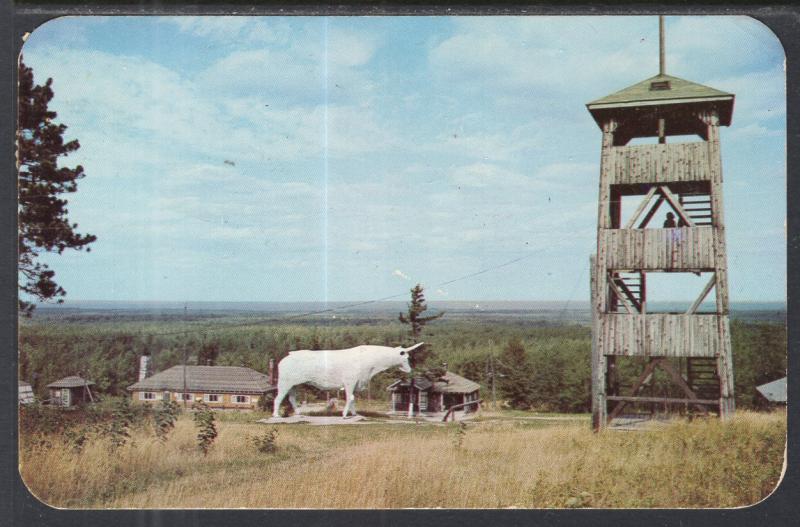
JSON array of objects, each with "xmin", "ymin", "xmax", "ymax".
[{"xmin": 19, "ymin": 315, "xmax": 786, "ymax": 412}]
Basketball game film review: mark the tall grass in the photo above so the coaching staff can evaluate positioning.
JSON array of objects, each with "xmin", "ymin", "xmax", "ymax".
[{"xmin": 19, "ymin": 410, "xmax": 784, "ymax": 509}]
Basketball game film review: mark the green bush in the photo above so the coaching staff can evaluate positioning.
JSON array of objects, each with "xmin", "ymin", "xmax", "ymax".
[
  {"xmin": 251, "ymin": 427, "xmax": 279, "ymax": 454},
  {"xmin": 101, "ymin": 397, "xmax": 133, "ymax": 450},
  {"xmin": 153, "ymin": 400, "xmax": 180, "ymax": 442},
  {"xmin": 192, "ymin": 402, "xmax": 217, "ymax": 455}
]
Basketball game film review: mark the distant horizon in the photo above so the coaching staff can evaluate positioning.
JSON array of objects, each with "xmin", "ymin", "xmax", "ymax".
[{"xmin": 35, "ymin": 299, "xmax": 787, "ymax": 308}]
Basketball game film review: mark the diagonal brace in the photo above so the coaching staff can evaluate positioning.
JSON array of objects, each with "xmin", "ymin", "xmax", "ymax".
[
  {"xmin": 608, "ymin": 358, "xmax": 659, "ymax": 423},
  {"xmin": 638, "ymin": 195, "xmax": 666, "ymax": 229},
  {"xmin": 685, "ymin": 275, "xmax": 716, "ymax": 315},
  {"xmin": 659, "ymin": 186, "xmax": 696, "ymax": 228},
  {"xmin": 656, "ymin": 360, "xmax": 710, "ymax": 415},
  {"xmin": 625, "ymin": 187, "xmax": 658, "ymax": 229},
  {"xmin": 607, "ymin": 276, "xmax": 635, "ymax": 314}
]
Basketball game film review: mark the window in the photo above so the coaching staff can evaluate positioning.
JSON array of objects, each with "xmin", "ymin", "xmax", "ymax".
[
  {"xmin": 204, "ymin": 394, "xmax": 222, "ymax": 403},
  {"xmin": 649, "ymin": 80, "xmax": 671, "ymax": 91},
  {"xmin": 178, "ymin": 393, "xmax": 193, "ymax": 401},
  {"xmin": 140, "ymin": 392, "xmax": 156, "ymax": 401},
  {"xmin": 419, "ymin": 391, "xmax": 428, "ymax": 411},
  {"xmin": 232, "ymin": 395, "xmax": 251, "ymax": 404}
]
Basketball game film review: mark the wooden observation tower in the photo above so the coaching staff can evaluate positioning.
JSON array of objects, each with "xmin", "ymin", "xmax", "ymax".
[{"xmin": 587, "ymin": 18, "xmax": 735, "ymax": 430}]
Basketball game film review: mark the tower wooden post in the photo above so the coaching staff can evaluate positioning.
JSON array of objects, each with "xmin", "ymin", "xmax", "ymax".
[{"xmin": 587, "ymin": 21, "xmax": 735, "ymax": 429}]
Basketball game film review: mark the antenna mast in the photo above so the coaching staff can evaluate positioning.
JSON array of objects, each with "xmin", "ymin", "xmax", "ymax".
[{"xmin": 659, "ymin": 15, "xmax": 666, "ymax": 75}]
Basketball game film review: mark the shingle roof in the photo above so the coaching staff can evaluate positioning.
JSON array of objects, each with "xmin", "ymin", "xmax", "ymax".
[
  {"xmin": 586, "ymin": 73, "xmax": 735, "ymax": 133},
  {"xmin": 388, "ymin": 371, "xmax": 480, "ymax": 394},
  {"xmin": 388, "ymin": 377, "xmax": 434, "ymax": 391},
  {"xmin": 587, "ymin": 74, "xmax": 733, "ymax": 108},
  {"xmin": 128, "ymin": 365, "xmax": 275, "ymax": 394},
  {"xmin": 46, "ymin": 376, "xmax": 95, "ymax": 389},
  {"xmin": 756, "ymin": 377, "xmax": 787, "ymax": 403},
  {"xmin": 433, "ymin": 372, "xmax": 481, "ymax": 394}
]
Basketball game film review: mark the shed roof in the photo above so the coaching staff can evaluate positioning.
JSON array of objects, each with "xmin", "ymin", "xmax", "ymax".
[
  {"xmin": 128, "ymin": 365, "xmax": 275, "ymax": 394},
  {"xmin": 756, "ymin": 377, "xmax": 787, "ymax": 403},
  {"xmin": 46, "ymin": 376, "xmax": 94, "ymax": 389},
  {"xmin": 388, "ymin": 371, "xmax": 480, "ymax": 394}
]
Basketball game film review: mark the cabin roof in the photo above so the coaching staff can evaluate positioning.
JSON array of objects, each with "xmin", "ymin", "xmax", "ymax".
[
  {"xmin": 46, "ymin": 376, "xmax": 95, "ymax": 389},
  {"xmin": 756, "ymin": 377, "xmax": 787, "ymax": 403},
  {"xmin": 128, "ymin": 365, "xmax": 275, "ymax": 394},
  {"xmin": 388, "ymin": 371, "xmax": 480, "ymax": 394}
]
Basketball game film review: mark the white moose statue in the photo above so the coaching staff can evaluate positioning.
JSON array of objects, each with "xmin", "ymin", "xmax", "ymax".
[{"xmin": 272, "ymin": 343, "xmax": 424, "ymax": 418}]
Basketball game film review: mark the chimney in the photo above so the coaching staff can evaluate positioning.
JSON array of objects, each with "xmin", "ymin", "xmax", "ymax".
[
  {"xmin": 139, "ymin": 354, "xmax": 151, "ymax": 382},
  {"xmin": 268, "ymin": 359, "xmax": 276, "ymax": 385}
]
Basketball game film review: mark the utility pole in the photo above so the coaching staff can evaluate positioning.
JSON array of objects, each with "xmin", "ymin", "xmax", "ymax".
[
  {"xmin": 491, "ymin": 354, "xmax": 497, "ymax": 409},
  {"xmin": 183, "ymin": 301, "xmax": 188, "ymax": 409}
]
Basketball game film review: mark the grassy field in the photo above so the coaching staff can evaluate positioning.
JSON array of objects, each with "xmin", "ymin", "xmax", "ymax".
[{"xmin": 19, "ymin": 409, "xmax": 785, "ymax": 509}]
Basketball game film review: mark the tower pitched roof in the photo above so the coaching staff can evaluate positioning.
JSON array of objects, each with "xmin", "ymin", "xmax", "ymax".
[
  {"xmin": 586, "ymin": 73, "xmax": 735, "ymax": 135},
  {"xmin": 587, "ymin": 73, "xmax": 733, "ymax": 109}
]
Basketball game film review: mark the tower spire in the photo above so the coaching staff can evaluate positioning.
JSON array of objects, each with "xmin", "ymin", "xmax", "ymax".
[{"xmin": 659, "ymin": 15, "xmax": 666, "ymax": 76}]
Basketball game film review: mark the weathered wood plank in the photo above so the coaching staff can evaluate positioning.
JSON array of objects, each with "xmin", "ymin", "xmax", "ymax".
[
  {"xmin": 609, "ymin": 142, "xmax": 710, "ymax": 185},
  {"xmin": 599, "ymin": 314, "xmax": 720, "ymax": 357},
  {"xmin": 600, "ymin": 226, "xmax": 714, "ymax": 270}
]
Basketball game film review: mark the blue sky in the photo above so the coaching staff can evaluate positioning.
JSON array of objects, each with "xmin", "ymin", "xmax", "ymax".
[{"xmin": 21, "ymin": 16, "xmax": 786, "ymax": 303}]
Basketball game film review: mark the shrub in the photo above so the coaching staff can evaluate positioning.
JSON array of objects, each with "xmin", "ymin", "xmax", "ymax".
[
  {"xmin": 62, "ymin": 426, "xmax": 90, "ymax": 454},
  {"xmin": 251, "ymin": 427, "xmax": 279, "ymax": 454},
  {"xmin": 153, "ymin": 400, "xmax": 180, "ymax": 442},
  {"xmin": 452, "ymin": 421, "xmax": 468, "ymax": 449},
  {"xmin": 192, "ymin": 402, "xmax": 217, "ymax": 455},
  {"xmin": 101, "ymin": 397, "xmax": 133, "ymax": 450}
]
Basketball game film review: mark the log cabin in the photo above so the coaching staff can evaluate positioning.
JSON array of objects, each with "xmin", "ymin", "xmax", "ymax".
[{"xmin": 387, "ymin": 371, "xmax": 480, "ymax": 415}]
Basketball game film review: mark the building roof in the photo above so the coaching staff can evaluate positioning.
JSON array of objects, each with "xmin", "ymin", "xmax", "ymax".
[
  {"xmin": 756, "ymin": 377, "xmax": 787, "ymax": 403},
  {"xmin": 46, "ymin": 376, "xmax": 95, "ymax": 389},
  {"xmin": 586, "ymin": 73, "xmax": 735, "ymax": 135},
  {"xmin": 128, "ymin": 365, "xmax": 275, "ymax": 394},
  {"xmin": 433, "ymin": 372, "xmax": 481, "ymax": 394},
  {"xmin": 388, "ymin": 371, "xmax": 480, "ymax": 394},
  {"xmin": 588, "ymin": 74, "xmax": 733, "ymax": 108}
]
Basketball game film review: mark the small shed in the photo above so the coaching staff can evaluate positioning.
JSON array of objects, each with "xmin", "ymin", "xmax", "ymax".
[
  {"xmin": 18, "ymin": 380, "xmax": 35, "ymax": 405},
  {"xmin": 756, "ymin": 377, "xmax": 787, "ymax": 405},
  {"xmin": 46, "ymin": 376, "xmax": 95, "ymax": 407},
  {"xmin": 388, "ymin": 371, "xmax": 481, "ymax": 414}
]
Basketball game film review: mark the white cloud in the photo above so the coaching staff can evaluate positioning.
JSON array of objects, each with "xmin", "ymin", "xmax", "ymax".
[{"xmin": 393, "ymin": 269, "xmax": 411, "ymax": 281}]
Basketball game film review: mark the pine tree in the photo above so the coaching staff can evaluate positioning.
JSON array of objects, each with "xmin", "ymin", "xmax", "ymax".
[
  {"xmin": 399, "ymin": 284, "xmax": 443, "ymax": 340},
  {"xmin": 17, "ymin": 61, "xmax": 96, "ymax": 315},
  {"xmin": 398, "ymin": 284, "xmax": 444, "ymax": 369},
  {"xmin": 497, "ymin": 338, "xmax": 536, "ymax": 410},
  {"xmin": 398, "ymin": 284, "xmax": 445, "ymax": 415}
]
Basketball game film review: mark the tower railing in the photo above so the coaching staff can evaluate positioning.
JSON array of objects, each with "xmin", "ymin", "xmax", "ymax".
[
  {"xmin": 609, "ymin": 142, "xmax": 710, "ymax": 185},
  {"xmin": 600, "ymin": 226, "xmax": 715, "ymax": 270},
  {"xmin": 598, "ymin": 312, "xmax": 723, "ymax": 358}
]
